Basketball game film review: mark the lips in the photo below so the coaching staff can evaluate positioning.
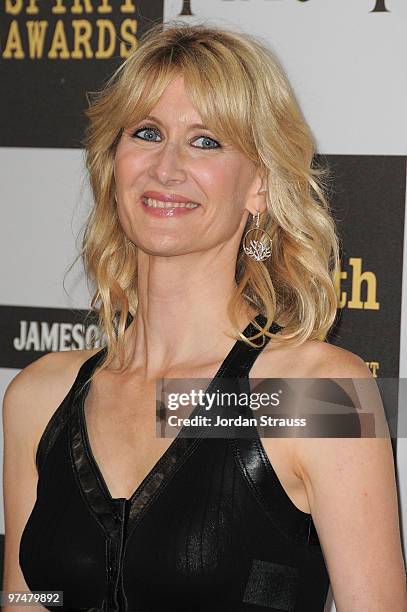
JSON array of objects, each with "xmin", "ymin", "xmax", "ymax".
[
  {"xmin": 142, "ymin": 191, "xmax": 200, "ymax": 204},
  {"xmin": 140, "ymin": 193, "xmax": 201, "ymax": 217}
]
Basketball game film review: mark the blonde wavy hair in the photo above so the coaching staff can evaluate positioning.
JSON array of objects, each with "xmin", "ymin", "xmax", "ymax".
[{"xmin": 78, "ymin": 20, "xmax": 340, "ymax": 375}]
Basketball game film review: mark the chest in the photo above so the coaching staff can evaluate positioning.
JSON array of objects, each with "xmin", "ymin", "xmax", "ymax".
[
  {"xmin": 83, "ymin": 345, "xmax": 311, "ymax": 513},
  {"xmin": 84, "ymin": 375, "xmax": 174, "ymax": 500}
]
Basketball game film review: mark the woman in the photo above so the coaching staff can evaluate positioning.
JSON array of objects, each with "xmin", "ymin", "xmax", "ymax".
[{"xmin": 3, "ymin": 21, "xmax": 406, "ymax": 612}]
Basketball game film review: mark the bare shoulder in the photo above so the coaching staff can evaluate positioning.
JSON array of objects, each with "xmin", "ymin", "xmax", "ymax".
[
  {"xmin": 2, "ymin": 347, "xmax": 102, "ymax": 466},
  {"xmin": 292, "ymin": 336, "xmax": 371, "ymax": 377},
  {"xmin": 301, "ymin": 339, "xmax": 373, "ymax": 379},
  {"xmin": 260, "ymin": 335, "xmax": 372, "ymax": 379}
]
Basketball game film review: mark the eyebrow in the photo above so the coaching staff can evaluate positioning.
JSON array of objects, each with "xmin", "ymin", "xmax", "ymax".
[{"xmin": 143, "ymin": 115, "xmax": 209, "ymax": 130}]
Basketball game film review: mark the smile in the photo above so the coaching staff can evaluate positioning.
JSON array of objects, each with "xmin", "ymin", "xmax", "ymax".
[{"xmin": 142, "ymin": 197, "xmax": 199, "ymax": 209}]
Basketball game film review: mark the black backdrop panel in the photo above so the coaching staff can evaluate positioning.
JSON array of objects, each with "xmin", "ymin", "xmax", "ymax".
[
  {"xmin": 0, "ymin": 0, "xmax": 164, "ymax": 148},
  {"xmin": 326, "ymin": 155, "xmax": 406, "ymax": 379},
  {"xmin": 0, "ymin": 305, "xmax": 100, "ymax": 369}
]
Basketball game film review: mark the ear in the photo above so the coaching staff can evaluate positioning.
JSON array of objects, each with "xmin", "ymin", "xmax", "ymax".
[{"xmin": 245, "ymin": 167, "xmax": 268, "ymax": 216}]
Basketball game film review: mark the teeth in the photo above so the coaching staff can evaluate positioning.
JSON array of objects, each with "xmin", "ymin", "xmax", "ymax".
[{"xmin": 143, "ymin": 197, "xmax": 199, "ymax": 209}]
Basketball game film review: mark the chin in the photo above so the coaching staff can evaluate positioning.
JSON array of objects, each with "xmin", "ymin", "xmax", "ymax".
[{"xmin": 137, "ymin": 241, "xmax": 194, "ymax": 257}]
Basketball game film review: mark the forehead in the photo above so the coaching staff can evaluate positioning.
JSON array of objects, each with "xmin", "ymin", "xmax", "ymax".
[{"xmin": 147, "ymin": 75, "xmax": 203, "ymax": 125}]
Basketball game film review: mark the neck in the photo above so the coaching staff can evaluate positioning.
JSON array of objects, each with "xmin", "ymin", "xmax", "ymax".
[{"xmin": 116, "ymin": 250, "xmax": 256, "ymax": 379}]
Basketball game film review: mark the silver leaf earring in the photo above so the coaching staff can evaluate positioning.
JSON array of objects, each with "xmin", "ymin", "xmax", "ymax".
[{"xmin": 243, "ymin": 211, "xmax": 272, "ymax": 262}]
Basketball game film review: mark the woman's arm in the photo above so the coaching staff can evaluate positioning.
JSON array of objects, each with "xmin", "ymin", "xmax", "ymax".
[
  {"xmin": 293, "ymin": 346, "xmax": 407, "ymax": 611},
  {"xmin": 2, "ymin": 355, "xmax": 50, "ymax": 611},
  {"xmin": 2, "ymin": 349, "xmax": 92, "ymax": 612}
]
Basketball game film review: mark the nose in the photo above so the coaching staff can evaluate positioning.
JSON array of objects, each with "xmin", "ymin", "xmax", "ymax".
[{"xmin": 148, "ymin": 140, "xmax": 187, "ymax": 184}]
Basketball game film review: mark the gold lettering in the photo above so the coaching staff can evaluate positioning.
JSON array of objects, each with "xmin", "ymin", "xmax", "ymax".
[
  {"xmin": 27, "ymin": 20, "xmax": 48, "ymax": 58},
  {"xmin": 347, "ymin": 257, "xmax": 379, "ymax": 310},
  {"xmin": 95, "ymin": 19, "xmax": 115, "ymax": 58},
  {"xmin": 52, "ymin": 0, "xmax": 67, "ymax": 14},
  {"xmin": 2, "ymin": 20, "xmax": 24, "ymax": 58},
  {"xmin": 98, "ymin": 0, "xmax": 112, "ymax": 13},
  {"xmin": 2, "ymin": 6, "xmax": 139, "ymax": 62},
  {"xmin": 120, "ymin": 18, "xmax": 137, "ymax": 57},
  {"xmin": 369, "ymin": 362, "xmax": 380, "ymax": 377},
  {"xmin": 26, "ymin": 0, "xmax": 39, "ymax": 14},
  {"xmin": 48, "ymin": 20, "xmax": 70, "ymax": 59},
  {"xmin": 72, "ymin": 0, "xmax": 93, "ymax": 13},
  {"xmin": 71, "ymin": 20, "xmax": 93, "ymax": 58},
  {"xmin": 121, "ymin": 0, "xmax": 136, "ymax": 13},
  {"xmin": 5, "ymin": 0, "xmax": 23, "ymax": 15}
]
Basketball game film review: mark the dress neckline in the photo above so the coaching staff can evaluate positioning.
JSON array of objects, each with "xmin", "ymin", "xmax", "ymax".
[{"xmin": 70, "ymin": 312, "xmax": 277, "ymax": 536}]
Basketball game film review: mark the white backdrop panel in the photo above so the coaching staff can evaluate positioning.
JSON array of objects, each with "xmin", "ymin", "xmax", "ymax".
[
  {"xmin": 164, "ymin": 0, "xmax": 407, "ymax": 155},
  {"xmin": 0, "ymin": 147, "xmax": 91, "ymax": 309}
]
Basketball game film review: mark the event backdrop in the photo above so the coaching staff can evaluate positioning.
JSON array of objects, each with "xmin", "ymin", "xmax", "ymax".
[{"xmin": 1, "ymin": 2, "xmax": 406, "ymax": 611}]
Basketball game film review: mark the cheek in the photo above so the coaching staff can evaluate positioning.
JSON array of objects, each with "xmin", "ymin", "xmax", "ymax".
[
  {"xmin": 198, "ymin": 158, "xmax": 243, "ymax": 201},
  {"xmin": 115, "ymin": 157, "xmax": 137, "ymax": 186},
  {"xmin": 114, "ymin": 142, "xmax": 146, "ymax": 186}
]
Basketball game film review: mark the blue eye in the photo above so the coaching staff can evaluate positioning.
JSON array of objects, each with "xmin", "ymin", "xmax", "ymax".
[
  {"xmin": 131, "ymin": 125, "xmax": 221, "ymax": 149},
  {"xmin": 132, "ymin": 126, "xmax": 161, "ymax": 142},
  {"xmin": 191, "ymin": 136, "xmax": 220, "ymax": 149}
]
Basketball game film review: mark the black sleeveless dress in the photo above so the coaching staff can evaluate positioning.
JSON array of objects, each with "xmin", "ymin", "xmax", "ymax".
[{"xmin": 19, "ymin": 314, "xmax": 330, "ymax": 611}]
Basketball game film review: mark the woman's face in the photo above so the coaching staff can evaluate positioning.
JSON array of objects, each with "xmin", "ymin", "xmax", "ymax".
[{"xmin": 114, "ymin": 74, "xmax": 264, "ymax": 257}]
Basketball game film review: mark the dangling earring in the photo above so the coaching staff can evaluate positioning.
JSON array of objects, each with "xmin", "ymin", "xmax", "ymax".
[{"xmin": 243, "ymin": 211, "xmax": 272, "ymax": 262}]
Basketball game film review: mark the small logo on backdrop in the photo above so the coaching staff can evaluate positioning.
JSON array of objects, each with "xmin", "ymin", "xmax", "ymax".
[
  {"xmin": 178, "ymin": 0, "xmax": 390, "ymax": 15},
  {"xmin": 370, "ymin": 0, "xmax": 390, "ymax": 11},
  {"xmin": 0, "ymin": 305, "xmax": 103, "ymax": 369},
  {"xmin": 0, "ymin": 0, "xmax": 164, "ymax": 148}
]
